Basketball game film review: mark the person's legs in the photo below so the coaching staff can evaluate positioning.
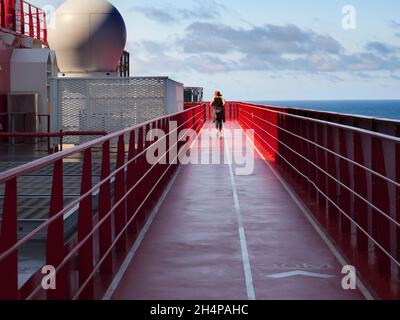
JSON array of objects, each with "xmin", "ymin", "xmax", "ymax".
[
  {"xmin": 216, "ymin": 115, "xmax": 223, "ymax": 132},
  {"xmin": 215, "ymin": 118, "xmax": 222, "ymax": 137}
]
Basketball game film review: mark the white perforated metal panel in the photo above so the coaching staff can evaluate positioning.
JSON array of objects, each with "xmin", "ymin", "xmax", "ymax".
[{"xmin": 49, "ymin": 77, "xmax": 183, "ymax": 144}]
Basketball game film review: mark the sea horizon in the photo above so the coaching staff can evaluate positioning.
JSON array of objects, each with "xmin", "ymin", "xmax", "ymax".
[{"xmin": 246, "ymin": 99, "xmax": 400, "ymax": 120}]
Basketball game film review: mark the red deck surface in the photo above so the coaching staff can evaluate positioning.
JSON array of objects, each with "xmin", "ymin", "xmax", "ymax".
[{"xmin": 109, "ymin": 122, "xmax": 367, "ymax": 300}]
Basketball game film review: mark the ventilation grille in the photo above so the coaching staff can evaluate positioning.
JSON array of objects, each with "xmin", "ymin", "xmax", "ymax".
[{"xmin": 56, "ymin": 78, "xmax": 167, "ymax": 144}]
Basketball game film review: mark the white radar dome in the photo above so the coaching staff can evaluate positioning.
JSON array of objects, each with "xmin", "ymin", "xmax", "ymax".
[{"xmin": 48, "ymin": 0, "xmax": 127, "ymax": 74}]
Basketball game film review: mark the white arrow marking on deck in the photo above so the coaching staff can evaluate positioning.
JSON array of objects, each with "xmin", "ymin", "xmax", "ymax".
[{"xmin": 267, "ymin": 271, "xmax": 336, "ymax": 279}]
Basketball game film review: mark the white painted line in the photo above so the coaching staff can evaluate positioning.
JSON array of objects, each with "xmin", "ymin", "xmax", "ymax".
[
  {"xmin": 237, "ymin": 120, "xmax": 375, "ymax": 301},
  {"xmin": 102, "ymin": 165, "xmax": 182, "ymax": 300},
  {"xmin": 223, "ymin": 127, "xmax": 256, "ymax": 301},
  {"xmin": 267, "ymin": 271, "xmax": 335, "ymax": 279}
]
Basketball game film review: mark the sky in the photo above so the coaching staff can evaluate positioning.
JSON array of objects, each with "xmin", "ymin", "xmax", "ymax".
[{"xmin": 30, "ymin": 0, "xmax": 400, "ymax": 100}]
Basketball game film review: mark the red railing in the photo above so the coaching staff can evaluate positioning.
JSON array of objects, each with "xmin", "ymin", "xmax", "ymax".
[
  {"xmin": 232, "ymin": 102, "xmax": 400, "ymax": 299},
  {"xmin": 0, "ymin": 112, "xmax": 108, "ymax": 153},
  {"xmin": 0, "ymin": 130, "xmax": 108, "ymax": 153},
  {"xmin": 1, "ymin": 100, "xmax": 399, "ymax": 299},
  {"xmin": 0, "ymin": 105, "xmax": 205, "ymax": 300},
  {"xmin": 0, "ymin": 0, "xmax": 47, "ymax": 43}
]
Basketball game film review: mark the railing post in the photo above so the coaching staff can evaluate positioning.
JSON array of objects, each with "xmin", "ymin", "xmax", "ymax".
[
  {"xmin": 114, "ymin": 135, "xmax": 127, "ymax": 252},
  {"xmin": 126, "ymin": 130, "xmax": 136, "ymax": 233},
  {"xmin": 28, "ymin": 5, "xmax": 33, "ymax": 38},
  {"xmin": 371, "ymin": 137, "xmax": 391, "ymax": 274},
  {"xmin": 338, "ymin": 129, "xmax": 351, "ymax": 235},
  {"xmin": 353, "ymin": 132, "xmax": 368, "ymax": 251},
  {"xmin": 43, "ymin": 11, "xmax": 47, "ymax": 42},
  {"xmin": 10, "ymin": 0, "xmax": 16, "ymax": 32},
  {"xmin": 299, "ymin": 118, "xmax": 308, "ymax": 192},
  {"xmin": 292, "ymin": 115, "xmax": 302, "ymax": 184},
  {"xmin": 307, "ymin": 121, "xmax": 317, "ymax": 202},
  {"xmin": 46, "ymin": 159, "xmax": 67, "ymax": 300},
  {"xmin": 396, "ymin": 126, "xmax": 400, "ymax": 272},
  {"xmin": 327, "ymin": 126, "xmax": 338, "ymax": 227},
  {"xmin": 142, "ymin": 123, "xmax": 152, "ymax": 214},
  {"xmin": 136, "ymin": 126, "xmax": 145, "ymax": 228},
  {"xmin": 276, "ymin": 113, "xmax": 283, "ymax": 167},
  {"xmin": 78, "ymin": 148, "xmax": 94, "ymax": 299},
  {"xmin": 316, "ymin": 123, "xmax": 327, "ymax": 211},
  {"xmin": 1, "ymin": 0, "xmax": 5, "ymax": 28},
  {"xmin": 35, "ymin": 7, "xmax": 40, "ymax": 40},
  {"xmin": 0, "ymin": 178, "xmax": 18, "ymax": 300},
  {"xmin": 19, "ymin": 0, "xmax": 24, "ymax": 35},
  {"xmin": 99, "ymin": 141, "xmax": 113, "ymax": 274}
]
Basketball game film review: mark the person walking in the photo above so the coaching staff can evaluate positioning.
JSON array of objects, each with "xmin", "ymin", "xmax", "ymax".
[{"xmin": 210, "ymin": 91, "xmax": 226, "ymax": 137}]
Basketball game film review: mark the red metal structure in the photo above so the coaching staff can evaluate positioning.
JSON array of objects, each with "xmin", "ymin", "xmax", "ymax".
[
  {"xmin": 232, "ymin": 102, "xmax": 400, "ymax": 299},
  {"xmin": 0, "ymin": 0, "xmax": 47, "ymax": 44},
  {"xmin": 0, "ymin": 102, "xmax": 399, "ymax": 300},
  {"xmin": 0, "ymin": 95, "xmax": 6, "ymax": 143},
  {"xmin": 0, "ymin": 105, "xmax": 205, "ymax": 299}
]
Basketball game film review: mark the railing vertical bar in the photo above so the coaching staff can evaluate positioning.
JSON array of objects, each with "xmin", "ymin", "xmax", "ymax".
[
  {"xmin": 317, "ymin": 123, "xmax": 327, "ymax": 211},
  {"xmin": 327, "ymin": 126, "xmax": 338, "ymax": 226},
  {"xmin": 78, "ymin": 148, "xmax": 94, "ymax": 299},
  {"xmin": 28, "ymin": 4, "xmax": 33, "ymax": 38},
  {"xmin": 338, "ymin": 129, "xmax": 351, "ymax": 235},
  {"xmin": 19, "ymin": 0, "xmax": 24, "ymax": 35},
  {"xmin": 308, "ymin": 121, "xmax": 317, "ymax": 202},
  {"xmin": 299, "ymin": 117, "xmax": 308, "ymax": 192},
  {"xmin": 43, "ymin": 11, "xmax": 47, "ymax": 42},
  {"xmin": 1, "ymin": 0, "xmax": 5, "ymax": 28},
  {"xmin": 114, "ymin": 135, "xmax": 127, "ymax": 252},
  {"xmin": 35, "ymin": 7, "xmax": 40, "ymax": 40},
  {"xmin": 46, "ymin": 159, "xmax": 67, "ymax": 300},
  {"xmin": 99, "ymin": 141, "xmax": 113, "ymax": 274},
  {"xmin": 11, "ymin": 0, "xmax": 16, "ymax": 32},
  {"xmin": 0, "ymin": 178, "xmax": 18, "ymax": 300},
  {"xmin": 136, "ymin": 126, "xmax": 145, "ymax": 229},
  {"xmin": 371, "ymin": 137, "xmax": 391, "ymax": 274},
  {"xmin": 126, "ymin": 130, "xmax": 136, "ymax": 233},
  {"xmin": 396, "ymin": 127, "xmax": 400, "ymax": 273},
  {"xmin": 353, "ymin": 132, "xmax": 369, "ymax": 250}
]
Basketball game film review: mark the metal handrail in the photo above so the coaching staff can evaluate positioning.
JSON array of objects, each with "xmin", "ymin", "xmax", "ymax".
[
  {"xmin": 237, "ymin": 119, "xmax": 400, "ymax": 269},
  {"xmin": 240, "ymin": 101, "xmax": 400, "ymax": 126},
  {"xmin": 237, "ymin": 102, "xmax": 400, "ymax": 143},
  {"xmin": 0, "ymin": 106, "xmax": 205, "ymax": 263},
  {"xmin": 0, "ymin": 0, "xmax": 47, "ymax": 42},
  {"xmin": 239, "ymin": 110, "xmax": 399, "ymax": 229},
  {"xmin": 0, "ymin": 106, "xmax": 204, "ymax": 183},
  {"xmin": 24, "ymin": 114, "xmax": 206, "ymax": 300},
  {"xmin": 240, "ymin": 109, "xmax": 400, "ymax": 188}
]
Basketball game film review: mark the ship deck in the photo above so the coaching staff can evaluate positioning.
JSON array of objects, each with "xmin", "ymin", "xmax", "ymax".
[{"xmin": 106, "ymin": 122, "xmax": 368, "ymax": 300}]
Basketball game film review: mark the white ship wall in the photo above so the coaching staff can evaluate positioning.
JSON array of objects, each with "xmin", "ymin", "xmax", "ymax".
[{"xmin": 10, "ymin": 49, "xmax": 58, "ymax": 118}]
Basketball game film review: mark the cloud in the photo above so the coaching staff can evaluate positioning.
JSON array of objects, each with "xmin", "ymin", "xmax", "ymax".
[
  {"xmin": 135, "ymin": 7, "xmax": 177, "ymax": 24},
  {"xmin": 365, "ymin": 41, "xmax": 399, "ymax": 56},
  {"xmin": 135, "ymin": 2, "xmax": 223, "ymax": 25},
  {"xmin": 127, "ymin": 40, "xmax": 186, "ymax": 74},
  {"xmin": 177, "ymin": 22, "xmax": 400, "ymax": 73},
  {"xmin": 130, "ymin": 22, "xmax": 400, "ymax": 76},
  {"xmin": 389, "ymin": 20, "xmax": 400, "ymax": 29},
  {"xmin": 181, "ymin": 23, "xmax": 343, "ymax": 56},
  {"xmin": 184, "ymin": 55, "xmax": 237, "ymax": 73}
]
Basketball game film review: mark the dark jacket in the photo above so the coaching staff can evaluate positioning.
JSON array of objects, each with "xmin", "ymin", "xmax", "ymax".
[{"xmin": 211, "ymin": 97, "xmax": 225, "ymax": 122}]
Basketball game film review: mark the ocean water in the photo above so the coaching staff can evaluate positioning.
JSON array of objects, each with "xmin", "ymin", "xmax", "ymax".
[{"xmin": 248, "ymin": 100, "xmax": 400, "ymax": 121}]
